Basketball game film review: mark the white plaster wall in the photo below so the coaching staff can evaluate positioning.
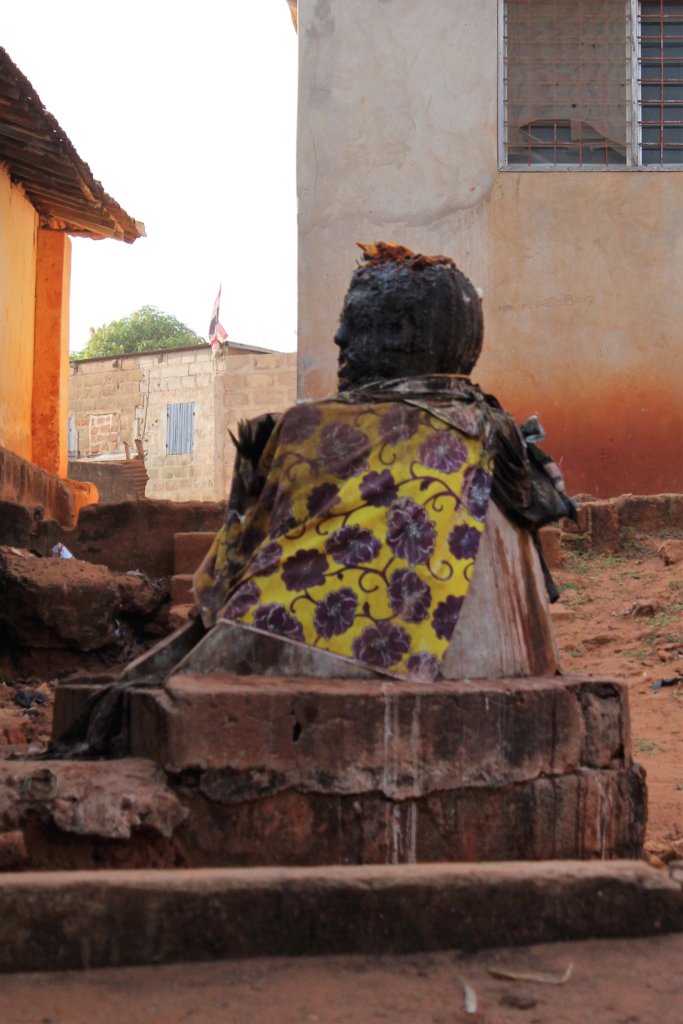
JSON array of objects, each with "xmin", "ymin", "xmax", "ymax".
[{"xmin": 297, "ymin": 0, "xmax": 497, "ymax": 398}]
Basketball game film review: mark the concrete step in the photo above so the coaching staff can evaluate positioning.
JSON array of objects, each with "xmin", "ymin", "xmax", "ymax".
[
  {"xmin": 170, "ymin": 573, "xmax": 193, "ymax": 605},
  {"xmin": 0, "ymin": 860, "xmax": 680, "ymax": 973},
  {"xmin": 173, "ymin": 532, "xmax": 215, "ymax": 576},
  {"xmin": 169, "ymin": 603, "xmax": 195, "ymax": 630}
]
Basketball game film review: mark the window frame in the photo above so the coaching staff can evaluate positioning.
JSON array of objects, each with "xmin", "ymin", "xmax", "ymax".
[
  {"xmin": 498, "ymin": 0, "xmax": 683, "ymax": 171},
  {"xmin": 166, "ymin": 401, "xmax": 195, "ymax": 456}
]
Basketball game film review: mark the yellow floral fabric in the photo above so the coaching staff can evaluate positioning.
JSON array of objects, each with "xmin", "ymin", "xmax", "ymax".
[{"xmin": 194, "ymin": 398, "xmax": 495, "ymax": 681}]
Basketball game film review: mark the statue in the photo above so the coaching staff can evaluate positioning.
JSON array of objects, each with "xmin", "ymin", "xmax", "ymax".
[{"xmin": 191, "ymin": 243, "xmax": 575, "ymax": 681}]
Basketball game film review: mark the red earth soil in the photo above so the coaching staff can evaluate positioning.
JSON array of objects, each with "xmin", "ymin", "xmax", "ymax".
[{"xmin": 2, "ymin": 935, "xmax": 683, "ymax": 1024}]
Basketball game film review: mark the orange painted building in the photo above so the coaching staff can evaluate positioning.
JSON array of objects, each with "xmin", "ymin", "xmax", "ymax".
[{"xmin": 0, "ymin": 47, "xmax": 143, "ymax": 521}]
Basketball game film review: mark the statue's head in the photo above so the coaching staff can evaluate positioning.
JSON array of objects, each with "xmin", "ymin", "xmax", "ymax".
[{"xmin": 334, "ymin": 243, "xmax": 483, "ymax": 391}]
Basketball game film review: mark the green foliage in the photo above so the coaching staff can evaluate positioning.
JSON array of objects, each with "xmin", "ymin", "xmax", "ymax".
[{"xmin": 73, "ymin": 306, "xmax": 206, "ymax": 359}]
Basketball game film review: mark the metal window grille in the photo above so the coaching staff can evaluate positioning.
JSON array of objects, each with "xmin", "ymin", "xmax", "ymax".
[
  {"xmin": 502, "ymin": 0, "xmax": 683, "ymax": 168},
  {"xmin": 640, "ymin": 0, "xmax": 683, "ymax": 164},
  {"xmin": 166, "ymin": 402, "xmax": 194, "ymax": 455},
  {"xmin": 67, "ymin": 413, "xmax": 78, "ymax": 458}
]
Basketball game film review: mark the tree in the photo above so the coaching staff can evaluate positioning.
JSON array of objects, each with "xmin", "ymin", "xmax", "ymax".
[{"xmin": 73, "ymin": 306, "xmax": 206, "ymax": 359}]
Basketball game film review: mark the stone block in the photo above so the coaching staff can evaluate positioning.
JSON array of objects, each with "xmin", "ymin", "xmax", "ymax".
[
  {"xmin": 0, "ymin": 547, "xmax": 119, "ymax": 650},
  {"xmin": 615, "ymin": 494, "xmax": 683, "ymax": 534},
  {"xmin": 590, "ymin": 501, "xmax": 620, "ymax": 552},
  {"xmin": 131, "ymin": 674, "xmax": 627, "ymax": 786},
  {"xmin": 0, "ymin": 759, "xmax": 187, "ymax": 869},
  {"xmin": 169, "ymin": 764, "xmax": 645, "ymax": 866},
  {"xmin": 171, "ymin": 574, "xmax": 193, "ymax": 605}
]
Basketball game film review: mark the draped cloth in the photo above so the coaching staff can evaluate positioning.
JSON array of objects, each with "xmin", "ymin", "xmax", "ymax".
[{"xmin": 193, "ymin": 377, "xmax": 504, "ymax": 681}]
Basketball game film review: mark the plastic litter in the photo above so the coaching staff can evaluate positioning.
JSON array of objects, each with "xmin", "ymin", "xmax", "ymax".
[
  {"xmin": 13, "ymin": 689, "xmax": 49, "ymax": 709},
  {"xmin": 519, "ymin": 414, "xmax": 546, "ymax": 444},
  {"xmin": 487, "ymin": 963, "xmax": 573, "ymax": 985},
  {"xmin": 459, "ymin": 977, "xmax": 478, "ymax": 1014},
  {"xmin": 51, "ymin": 542, "xmax": 74, "ymax": 559},
  {"xmin": 650, "ymin": 676, "xmax": 682, "ymax": 692}
]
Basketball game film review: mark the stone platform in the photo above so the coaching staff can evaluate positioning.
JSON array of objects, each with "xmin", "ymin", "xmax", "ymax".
[{"xmin": 77, "ymin": 672, "xmax": 646, "ymax": 866}]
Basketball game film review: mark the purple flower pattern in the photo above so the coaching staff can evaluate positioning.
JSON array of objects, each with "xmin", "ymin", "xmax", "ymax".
[
  {"xmin": 318, "ymin": 422, "xmax": 370, "ymax": 479},
  {"xmin": 282, "ymin": 548, "xmax": 329, "ymax": 591},
  {"xmin": 249, "ymin": 541, "xmax": 283, "ymax": 577},
  {"xmin": 432, "ymin": 595, "xmax": 465, "ymax": 640},
  {"xmin": 359, "ymin": 469, "xmax": 398, "ymax": 508},
  {"xmin": 405, "ymin": 652, "xmax": 440, "ymax": 682},
  {"xmin": 352, "ymin": 623, "xmax": 411, "ymax": 669},
  {"xmin": 279, "ymin": 404, "xmax": 322, "ymax": 445},
  {"xmin": 314, "ymin": 588, "xmax": 358, "ymax": 638},
  {"xmin": 222, "ymin": 579, "xmax": 260, "ymax": 620},
  {"xmin": 379, "ymin": 405, "xmax": 421, "ymax": 445},
  {"xmin": 388, "ymin": 569, "xmax": 431, "ymax": 623},
  {"xmin": 306, "ymin": 482, "xmax": 340, "ymax": 518},
  {"xmin": 253, "ymin": 603, "xmax": 305, "ymax": 642},
  {"xmin": 418, "ymin": 431, "xmax": 467, "ymax": 473},
  {"xmin": 326, "ymin": 525, "xmax": 382, "ymax": 567},
  {"xmin": 270, "ymin": 488, "xmax": 295, "ymax": 538},
  {"xmin": 462, "ymin": 465, "xmax": 492, "ymax": 521},
  {"xmin": 207, "ymin": 399, "xmax": 492, "ymax": 679},
  {"xmin": 386, "ymin": 498, "xmax": 436, "ymax": 565},
  {"xmin": 448, "ymin": 524, "xmax": 481, "ymax": 561}
]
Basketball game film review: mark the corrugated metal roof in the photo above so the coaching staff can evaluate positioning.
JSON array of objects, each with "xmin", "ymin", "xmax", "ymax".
[{"xmin": 0, "ymin": 47, "xmax": 144, "ymax": 243}]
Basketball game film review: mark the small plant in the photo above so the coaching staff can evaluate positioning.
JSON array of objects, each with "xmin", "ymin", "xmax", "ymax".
[
  {"xmin": 619, "ymin": 528, "xmax": 651, "ymax": 558},
  {"xmin": 635, "ymin": 739, "xmax": 660, "ymax": 754},
  {"xmin": 565, "ymin": 553, "xmax": 592, "ymax": 576},
  {"xmin": 596, "ymin": 554, "xmax": 624, "ymax": 570}
]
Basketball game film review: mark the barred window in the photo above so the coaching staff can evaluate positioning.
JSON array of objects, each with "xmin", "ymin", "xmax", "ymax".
[
  {"xmin": 166, "ymin": 402, "xmax": 194, "ymax": 455},
  {"xmin": 502, "ymin": 0, "xmax": 683, "ymax": 168}
]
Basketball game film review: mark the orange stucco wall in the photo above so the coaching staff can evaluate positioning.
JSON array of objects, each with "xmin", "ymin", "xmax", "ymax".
[
  {"xmin": 32, "ymin": 229, "xmax": 71, "ymax": 477},
  {"xmin": 0, "ymin": 168, "xmax": 37, "ymax": 462}
]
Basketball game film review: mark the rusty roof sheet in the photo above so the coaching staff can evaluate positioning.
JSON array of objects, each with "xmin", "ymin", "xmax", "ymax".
[{"xmin": 0, "ymin": 47, "xmax": 144, "ymax": 243}]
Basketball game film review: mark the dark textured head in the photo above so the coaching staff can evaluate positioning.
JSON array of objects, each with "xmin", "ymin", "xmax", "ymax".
[{"xmin": 334, "ymin": 243, "xmax": 483, "ymax": 391}]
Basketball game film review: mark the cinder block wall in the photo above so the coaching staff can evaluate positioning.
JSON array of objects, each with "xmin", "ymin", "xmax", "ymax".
[
  {"xmin": 69, "ymin": 357, "xmax": 142, "ymax": 459},
  {"xmin": 69, "ymin": 346, "xmax": 297, "ymax": 502},
  {"xmin": 216, "ymin": 351, "xmax": 298, "ymax": 498}
]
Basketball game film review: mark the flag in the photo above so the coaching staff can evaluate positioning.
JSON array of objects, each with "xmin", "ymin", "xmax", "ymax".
[{"xmin": 208, "ymin": 286, "xmax": 228, "ymax": 353}]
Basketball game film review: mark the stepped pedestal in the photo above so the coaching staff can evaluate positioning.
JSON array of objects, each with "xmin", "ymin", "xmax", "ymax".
[{"xmin": 117, "ymin": 671, "xmax": 645, "ymax": 867}]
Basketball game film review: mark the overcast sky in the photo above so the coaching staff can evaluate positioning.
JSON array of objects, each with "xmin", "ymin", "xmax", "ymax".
[{"xmin": 4, "ymin": 1, "xmax": 298, "ymax": 352}]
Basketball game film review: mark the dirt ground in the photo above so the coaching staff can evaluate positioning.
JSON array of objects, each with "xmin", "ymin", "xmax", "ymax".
[
  {"xmin": 551, "ymin": 538, "xmax": 683, "ymax": 861},
  {"xmin": 0, "ymin": 538, "xmax": 681, "ymax": 859},
  {"xmin": 3, "ymin": 934, "xmax": 682, "ymax": 1024}
]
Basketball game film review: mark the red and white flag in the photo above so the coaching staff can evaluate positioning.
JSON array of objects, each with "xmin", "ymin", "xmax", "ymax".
[{"xmin": 208, "ymin": 286, "xmax": 228, "ymax": 353}]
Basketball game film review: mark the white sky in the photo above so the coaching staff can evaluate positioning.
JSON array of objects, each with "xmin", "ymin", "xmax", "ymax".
[{"xmin": 4, "ymin": 1, "xmax": 298, "ymax": 353}]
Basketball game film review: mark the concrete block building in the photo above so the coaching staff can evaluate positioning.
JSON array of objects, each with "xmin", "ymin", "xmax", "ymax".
[{"xmin": 69, "ymin": 344, "xmax": 297, "ymax": 501}]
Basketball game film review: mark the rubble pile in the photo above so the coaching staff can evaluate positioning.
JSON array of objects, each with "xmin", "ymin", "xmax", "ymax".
[{"xmin": 0, "ymin": 546, "xmax": 171, "ymax": 681}]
